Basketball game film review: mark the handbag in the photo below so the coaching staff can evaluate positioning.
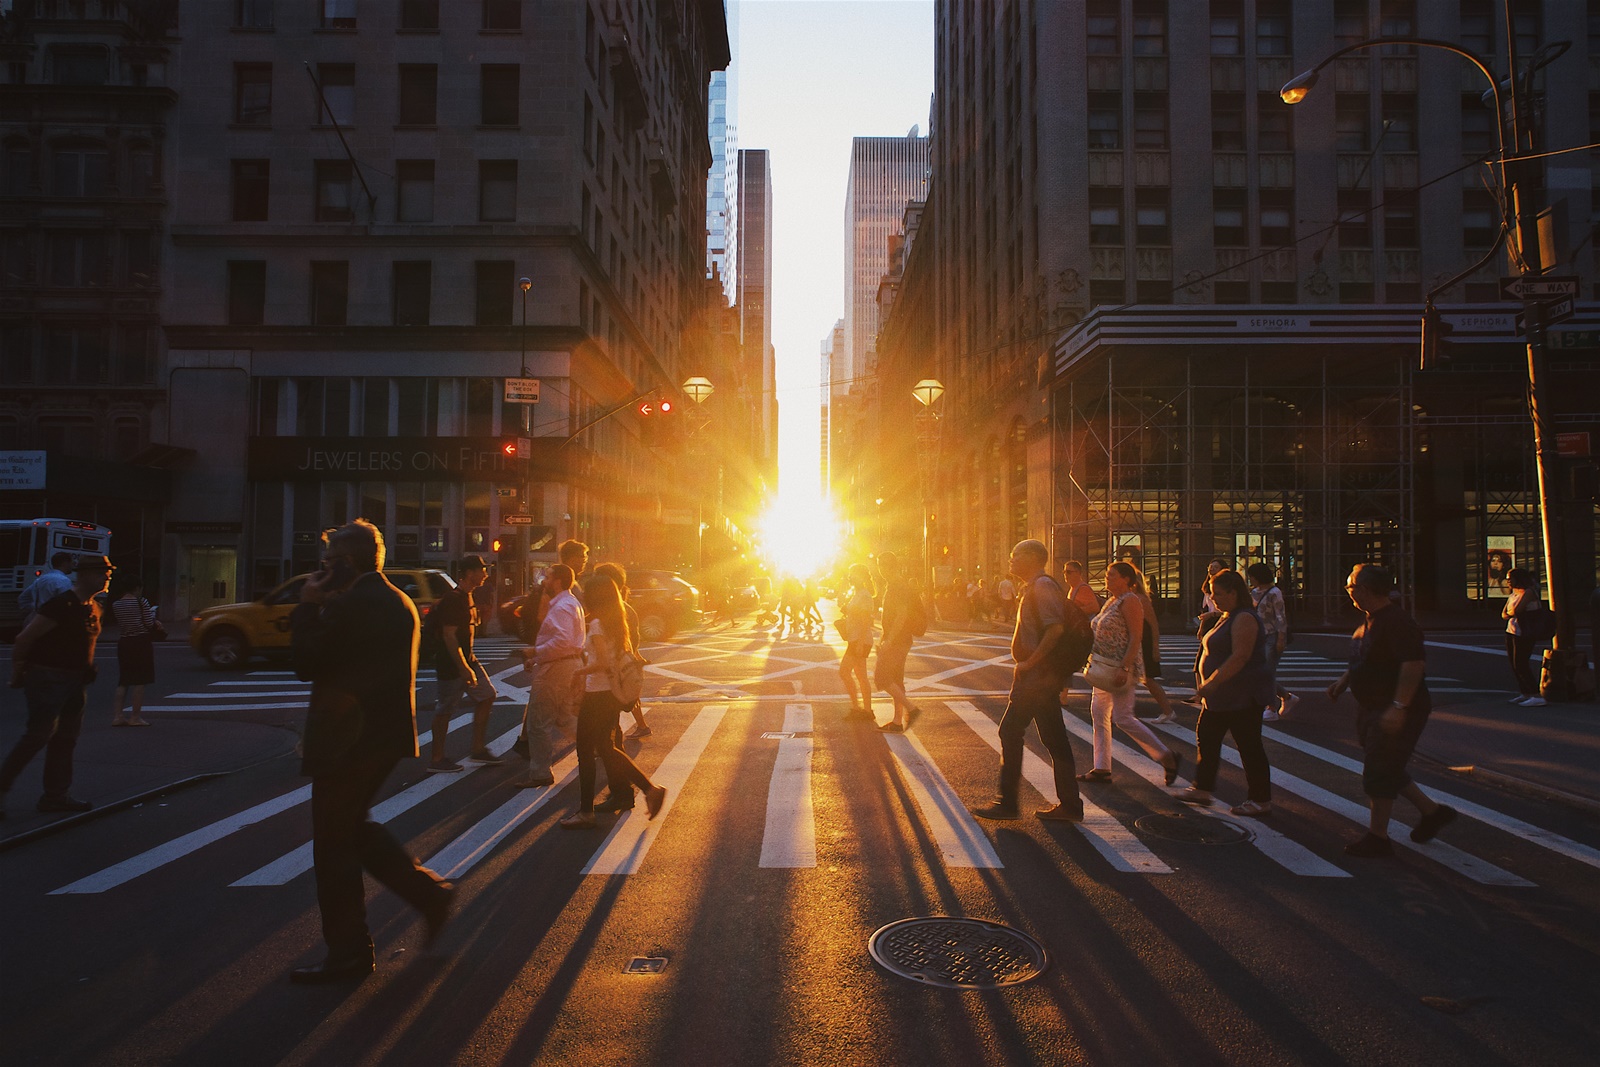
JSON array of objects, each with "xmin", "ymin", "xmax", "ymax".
[
  {"xmin": 1083, "ymin": 653, "xmax": 1129, "ymax": 691},
  {"xmin": 149, "ymin": 620, "xmax": 169, "ymax": 641},
  {"xmin": 834, "ymin": 619, "xmax": 849, "ymax": 641}
]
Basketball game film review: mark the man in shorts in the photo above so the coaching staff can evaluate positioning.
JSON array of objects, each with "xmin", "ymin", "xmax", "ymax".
[
  {"xmin": 1326, "ymin": 563, "xmax": 1457, "ymax": 856},
  {"xmin": 426, "ymin": 556, "xmax": 501, "ymax": 772}
]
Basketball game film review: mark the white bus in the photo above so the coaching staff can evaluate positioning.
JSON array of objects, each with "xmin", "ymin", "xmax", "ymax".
[{"xmin": 0, "ymin": 518, "xmax": 113, "ymax": 636}]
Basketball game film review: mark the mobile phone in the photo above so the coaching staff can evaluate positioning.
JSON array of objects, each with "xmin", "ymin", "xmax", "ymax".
[{"xmin": 323, "ymin": 556, "xmax": 358, "ymax": 589}]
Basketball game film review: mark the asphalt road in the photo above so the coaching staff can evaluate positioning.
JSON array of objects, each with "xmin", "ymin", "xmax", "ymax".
[{"xmin": 3, "ymin": 624, "xmax": 1598, "ymax": 1066}]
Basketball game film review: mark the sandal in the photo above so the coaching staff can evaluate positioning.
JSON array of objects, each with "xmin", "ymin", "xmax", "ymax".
[
  {"xmin": 1076, "ymin": 768, "xmax": 1112, "ymax": 782},
  {"xmin": 1162, "ymin": 751, "xmax": 1181, "ymax": 786}
]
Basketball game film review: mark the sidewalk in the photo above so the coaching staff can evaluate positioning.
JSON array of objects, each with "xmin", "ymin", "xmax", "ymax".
[{"xmin": 1413, "ymin": 695, "xmax": 1600, "ymax": 815}]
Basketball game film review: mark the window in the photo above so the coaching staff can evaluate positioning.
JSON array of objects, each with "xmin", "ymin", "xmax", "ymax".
[
  {"xmin": 316, "ymin": 63, "xmax": 354, "ymax": 126},
  {"xmin": 1212, "ymin": 93, "xmax": 1244, "ymax": 150},
  {"xmin": 1, "ymin": 230, "xmax": 32, "ymax": 285},
  {"xmin": 1378, "ymin": 1, "xmax": 1414, "ymax": 53},
  {"xmin": 1384, "ymin": 190, "xmax": 1418, "ymax": 248},
  {"xmin": 310, "ymin": 261, "xmax": 349, "ymax": 325},
  {"xmin": 48, "ymin": 232, "xmax": 110, "ymax": 287},
  {"xmin": 393, "ymin": 261, "xmax": 431, "ymax": 325},
  {"xmin": 1335, "ymin": 96, "xmax": 1369, "ymax": 151},
  {"xmin": 1089, "ymin": 279, "xmax": 1125, "ymax": 306},
  {"xmin": 1256, "ymin": 1, "xmax": 1290, "ymax": 56},
  {"xmin": 1459, "ymin": 0, "xmax": 1495, "ymax": 57},
  {"xmin": 123, "ymin": 231, "xmax": 155, "ymax": 287},
  {"xmin": 1333, "ymin": 0, "xmax": 1368, "ymax": 49},
  {"xmin": 235, "ymin": 0, "xmax": 273, "ymax": 29},
  {"xmin": 127, "ymin": 146, "xmax": 155, "ymax": 196},
  {"xmin": 481, "ymin": 65, "xmax": 519, "ymax": 125},
  {"xmin": 1131, "ymin": 6, "xmax": 1165, "ymax": 55},
  {"xmin": 320, "ymin": 0, "xmax": 355, "ymax": 30},
  {"xmin": 483, "ymin": 0, "xmax": 520, "ymax": 30},
  {"xmin": 2, "ymin": 324, "xmax": 33, "ymax": 382},
  {"xmin": 1133, "ymin": 93, "xmax": 1167, "ymax": 148},
  {"xmin": 315, "ymin": 160, "xmax": 353, "ymax": 222},
  {"xmin": 231, "ymin": 159, "xmax": 269, "ymax": 221},
  {"xmin": 50, "ymin": 46, "xmax": 108, "ymax": 86},
  {"xmin": 396, "ymin": 159, "xmax": 434, "ymax": 222},
  {"xmin": 1213, "ymin": 189, "xmax": 1246, "ymax": 245},
  {"xmin": 362, "ymin": 378, "xmax": 390, "ymax": 435},
  {"xmin": 1261, "ymin": 281, "xmax": 1297, "ymax": 304},
  {"xmin": 51, "ymin": 147, "xmax": 107, "ymax": 196},
  {"xmin": 1135, "ymin": 189, "xmax": 1169, "ymax": 244},
  {"xmin": 3, "ymin": 142, "xmax": 32, "ymax": 196},
  {"xmin": 400, "ymin": 0, "xmax": 438, "ymax": 30},
  {"xmin": 1258, "ymin": 93, "xmax": 1292, "ymax": 151},
  {"xmin": 475, "ymin": 260, "xmax": 514, "ymax": 324},
  {"xmin": 1089, "ymin": 189, "xmax": 1121, "ymax": 245},
  {"xmin": 1210, "ymin": 2, "xmax": 1241, "ymax": 55},
  {"xmin": 1086, "ymin": 1, "xmax": 1119, "ymax": 55},
  {"xmin": 112, "ymin": 416, "xmax": 141, "ymax": 459},
  {"xmin": 1338, "ymin": 189, "xmax": 1371, "ymax": 246},
  {"xmin": 1340, "ymin": 282, "xmax": 1374, "ymax": 303},
  {"xmin": 43, "ymin": 326, "xmax": 108, "ymax": 384},
  {"xmin": 1213, "ymin": 281, "xmax": 1249, "ymax": 303},
  {"xmin": 1381, "ymin": 96, "xmax": 1417, "ymax": 151},
  {"xmin": 583, "ymin": 96, "xmax": 595, "ymax": 160},
  {"xmin": 1462, "ymin": 190, "xmax": 1498, "ymax": 248},
  {"xmin": 1087, "ymin": 92, "xmax": 1121, "ymax": 149},
  {"xmin": 478, "ymin": 160, "xmax": 516, "ymax": 221},
  {"xmin": 118, "ymin": 325, "xmax": 154, "ymax": 384},
  {"xmin": 228, "ymin": 261, "xmax": 266, "ymax": 324},
  {"xmin": 398, "ymin": 64, "xmax": 437, "ymax": 125},
  {"xmin": 235, "ymin": 64, "xmax": 271, "ymax": 125},
  {"xmin": 1259, "ymin": 190, "xmax": 1293, "ymax": 246}
]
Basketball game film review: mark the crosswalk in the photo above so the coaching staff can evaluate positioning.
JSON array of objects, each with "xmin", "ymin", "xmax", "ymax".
[{"xmin": 42, "ymin": 639, "xmax": 1599, "ymax": 900}]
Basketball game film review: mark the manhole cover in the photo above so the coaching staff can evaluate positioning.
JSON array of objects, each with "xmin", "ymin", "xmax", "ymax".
[
  {"xmin": 1135, "ymin": 813, "xmax": 1253, "ymax": 844},
  {"xmin": 868, "ymin": 917, "xmax": 1048, "ymax": 989}
]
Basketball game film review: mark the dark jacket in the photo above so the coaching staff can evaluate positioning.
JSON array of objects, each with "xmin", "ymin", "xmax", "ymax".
[{"xmin": 291, "ymin": 570, "xmax": 420, "ymax": 775}]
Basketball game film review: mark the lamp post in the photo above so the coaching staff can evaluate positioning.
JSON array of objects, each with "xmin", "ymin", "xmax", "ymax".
[
  {"xmin": 1282, "ymin": 31, "xmax": 1579, "ymax": 699},
  {"xmin": 911, "ymin": 378, "xmax": 945, "ymax": 595},
  {"xmin": 683, "ymin": 376, "xmax": 715, "ymax": 581},
  {"xmin": 516, "ymin": 276, "xmax": 532, "ymax": 595}
]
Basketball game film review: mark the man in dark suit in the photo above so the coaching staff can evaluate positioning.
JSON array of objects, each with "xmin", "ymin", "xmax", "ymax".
[{"xmin": 288, "ymin": 519, "xmax": 453, "ymax": 984}]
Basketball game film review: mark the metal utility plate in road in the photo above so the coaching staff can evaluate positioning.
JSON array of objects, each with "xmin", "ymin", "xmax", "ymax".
[
  {"xmin": 624, "ymin": 957, "xmax": 668, "ymax": 974},
  {"xmin": 868, "ymin": 917, "xmax": 1049, "ymax": 989},
  {"xmin": 1135, "ymin": 813, "xmax": 1254, "ymax": 845}
]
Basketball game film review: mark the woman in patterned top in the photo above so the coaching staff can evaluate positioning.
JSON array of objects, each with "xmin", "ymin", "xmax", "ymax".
[
  {"xmin": 109, "ymin": 575, "xmax": 157, "ymax": 727},
  {"xmin": 1079, "ymin": 562, "xmax": 1180, "ymax": 785},
  {"xmin": 1248, "ymin": 563, "xmax": 1297, "ymax": 722}
]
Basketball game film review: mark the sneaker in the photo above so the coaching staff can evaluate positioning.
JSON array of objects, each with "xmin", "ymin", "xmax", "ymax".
[
  {"xmin": 520, "ymin": 775, "xmax": 556, "ymax": 788},
  {"xmin": 625, "ymin": 726, "xmax": 653, "ymax": 739},
  {"xmin": 1344, "ymin": 833, "xmax": 1394, "ymax": 857},
  {"xmin": 1409, "ymin": 804, "xmax": 1458, "ymax": 843},
  {"xmin": 971, "ymin": 801, "xmax": 1021, "ymax": 821},
  {"xmin": 1520, "ymin": 696, "xmax": 1548, "ymax": 707},
  {"xmin": 1261, "ymin": 709, "xmax": 1281, "ymax": 723},
  {"xmin": 559, "ymin": 812, "xmax": 597, "ymax": 829},
  {"xmin": 1279, "ymin": 693, "xmax": 1300, "ymax": 717},
  {"xmin": 425, "ymin": 761, "xmax": 464, "ymax": 774},
  {"xmin": 1507, "ymin": 695, "xmax": 1531, "ymax": 705},
  {"xmin": 1036, "ymin": 803, "xmax": 1084, "ymax": 823},
  {"xmin": 1230, "ymin": 800, "xmax": 1271, "ymax": 817},
  {"xmin": 645, "ymin": 785, "xmax": 668, "ymax": 820},
  {"xmin": 36, "ymin": 794, "xmax": 93, "ymax": 813},
  {"xmin": 595, "ymin": 792, "xmax": 636, "ymax": 813},
  {"xmin": 1175, "ymin": 787, "xmax": 1213, "ymax": 806},
  {"xmin": 466, "ymin": 750, "xmax": 504, "ymax": 766}
]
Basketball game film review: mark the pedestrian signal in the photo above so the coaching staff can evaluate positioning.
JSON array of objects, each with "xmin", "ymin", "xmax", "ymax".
[{"xmin": 1419, "ymin": 304, "xmax": 1453, "ymax": 371}]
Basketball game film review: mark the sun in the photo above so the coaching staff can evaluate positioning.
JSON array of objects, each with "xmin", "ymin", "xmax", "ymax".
[{"xmin": 759, "ymin": 494, "xmax": 840, "ymax": 577}]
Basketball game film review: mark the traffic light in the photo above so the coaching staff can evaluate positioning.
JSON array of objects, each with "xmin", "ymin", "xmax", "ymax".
[
  {"xmin": 636, "ymin": 399, "xmax": 658, "ymax": 446},
  {"xmin": 656, "ymin": 397, "xmax": 681, "ymax": 450},
  {"xmin": 1419, "ymin": 303, "xmax": 1453, "ymax": 371},
  {"xmin": 494, "ymin": 532, "xmax": 519, "ymax": 556}
]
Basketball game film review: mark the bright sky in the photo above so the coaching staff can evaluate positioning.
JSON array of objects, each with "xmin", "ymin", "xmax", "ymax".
[{"xmin": 732, "ymin": 0, "xmax": 934, "ymax": 503}]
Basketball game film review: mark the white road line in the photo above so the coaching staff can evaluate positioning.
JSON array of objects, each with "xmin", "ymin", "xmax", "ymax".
[
  {"xmin": 907, "ymin": 653, "xmax": 1015, "ymax": 690},
  {"xmin": 230, "ymin": 721, "xmax": 522, "ymax": 886},
  {"xmin": 138, "ymin": 702, "xmax": 312, "ymax": 712},
  {"xmin": 1426, "ymin": 640, "xmax": 1514, "ymax": 656},
  {"xmin": 583, "ymin": 704, "xmax": 729, "ymax": 876},
  {"xmin": 425, "ymin": 754, "xmax": 581, "ymax": 880},
  {"xmin": 759, "ymin": 704, "xmax": 817, "ymax": 868},
  {"xmin": 1055, "ymin": 714, "xmax": 1348, "ymax": 878},
  {"xmin": 1257, "ymin": 727, "xmax": 1600, "ymax": 873},
  {"xmin": 1149, "ymin": 723, "xmax": 1533, "ymax": 887},
  {"xmin": 165, "ymin": 691, "xmax": 311, "ymax": 699},
  {"xmin": 943, "ymin": 700, "xmax": 1172, "ymax": 875},
  {"xmin": 884, "ymin": 732, "xmax": 1003, "ymax": 869}
]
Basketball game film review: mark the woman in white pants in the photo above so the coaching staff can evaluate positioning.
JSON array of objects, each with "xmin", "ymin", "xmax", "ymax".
[{"xmin": 1079, "ymin": 562, "xmax": 1181, "ymax": 785}]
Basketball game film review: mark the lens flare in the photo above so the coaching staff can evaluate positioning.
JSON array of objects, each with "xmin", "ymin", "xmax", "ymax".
[{"xmin": 758, "ymin": 494, "xmax": 840, "ymax": 577}]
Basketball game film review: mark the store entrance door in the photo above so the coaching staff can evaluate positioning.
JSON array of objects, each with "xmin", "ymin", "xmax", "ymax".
[{"xmin": 184, "ymin": 547, "xmax": 238, "ymax": 614}]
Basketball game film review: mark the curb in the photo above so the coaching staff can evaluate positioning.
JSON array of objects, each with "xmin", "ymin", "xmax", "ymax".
[
  {"xmin": 0, "ymin": 771, "xmax": 229, "ymax": 852},
  {"xmin": 1440, "ymin": 762, "xmax": 1600, "ymax": 819}
]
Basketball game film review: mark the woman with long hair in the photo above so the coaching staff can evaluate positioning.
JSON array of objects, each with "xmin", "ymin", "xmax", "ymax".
[
  {"xmin": 839, "ymin": 563, "xmax": 878, "ymax": 720},
  {"xmin": 1130, "ymin": 571, "xmax": 1178, "ymax": 724},
  {"xmin": 109, "ymin": 575, "xmax": 157, "ymax": 727},
  {"xmin": 560, "ymin": 574, "xmax": 666, "ymax": 827},
  {"xmin": 1177, "ymin": 569, "xmax": 1274, "ymax": 816},
  {"xmin": 1502, "ymin": 568, "xmax": 1545, "ymax": 706},
  {"xmin": 1079, "ymin": 561, "xmax": 1181, "ymax": 785},
  {"xmin": 1248, "ymin": 562, "xmax": 1297, "ymax": 721},
  {"xmin": 594, "ymin": 562, "xmax": 652, "ymax": 739}
]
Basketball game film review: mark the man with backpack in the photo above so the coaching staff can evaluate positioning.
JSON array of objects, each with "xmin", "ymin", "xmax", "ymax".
[
  {"xmin": 972, "ymin": 539, "xmax": 1089, "ymax": 823},
  {"xmin": 424, "ymin": 556, "xmax": 501, "ymax": 773},
  {"xmin": 874, "ymin": 552, "xmax": 925, "ymax": 732}
]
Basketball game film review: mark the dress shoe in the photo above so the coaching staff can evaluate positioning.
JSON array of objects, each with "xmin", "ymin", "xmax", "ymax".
[
  {"xmin": 37, "ymin": 794, "xmax": 93, "ymax": 813},
  {"xmin": 1175, "ymin": 787, "xmax": 1213, "ymax": 806},
  {"xmin": 1343, "ymin": 833, "xmax": 1394, "ymax": 857},
  {"xmin": 421, "ymin": 881, "xmax": 455, "ymax": 947},
  {"xmin": 879, "ymin": 721, "xmax": 906, "ymax": 733},
  {"xmin": 1162, "ymin": 751, "xmax": 1182, "ymax": 786},
  {"xmin": 595, "ymin": 792, "xmax": 636, "ymax": 813},
  {"xmin": 645, "ymin": 785, "xmax": 668, "ymax": 820},
  {"xmin": 971, "ymin": 801, "xmax": 1020, "ymax": 821},
  {"xmin": 290, "ymin": 955, "xmax": 374, "ymax": 985},
  {"xmin": 520, "ymin": 776, "xmax": 556, "ymax": 789},
  {"xmin": 1036, "ymin": 803, "xmax": 1084, "ymax": 823},
  {"xmin": 1410, "ymin": 804, "xmax": 1457, "ymax": 843},
  {"xmin": 559, "ymin": 811, "xmax": 597, "ymax": 829}
]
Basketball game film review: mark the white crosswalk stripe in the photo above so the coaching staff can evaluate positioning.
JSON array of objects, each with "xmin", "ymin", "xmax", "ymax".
[
  {"xmin": 759, "ymin": 705, "xmax": 817, "ymax": 868},
  {"xmin": 884, "ymin": 730, "xmax": 1003, "ymax": 869},
  {"xmin": 426, "ymin": 753, "xmax": 581, "ymax": 880}
]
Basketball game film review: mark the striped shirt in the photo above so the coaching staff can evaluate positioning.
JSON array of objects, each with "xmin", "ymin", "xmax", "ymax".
[{"xmin": 112, "ymin": 596, "xmax": 156, "ymax": 636}]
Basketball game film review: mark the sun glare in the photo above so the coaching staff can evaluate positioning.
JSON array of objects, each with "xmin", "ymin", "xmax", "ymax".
[{"xmin": 759, "ymin": 494, "xmax": 840, "ymax": 577}]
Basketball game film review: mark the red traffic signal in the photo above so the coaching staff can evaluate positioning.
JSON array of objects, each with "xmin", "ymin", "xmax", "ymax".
[
  {"xmin": 659, "ymin": 399, "xmax": 673, "ymax": 414},
  {"xmin": 502, "ymin": 441, "xmax": 517, "ymax": 456},
  {"xmin": 637, "ymin": 401, "xmax": 655, "ymax": 417}
]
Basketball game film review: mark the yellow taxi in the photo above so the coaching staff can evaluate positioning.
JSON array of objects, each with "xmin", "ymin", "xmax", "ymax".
[{"xmin": 189, "ymin": 568, "xmax": 456, "ymax": 668}]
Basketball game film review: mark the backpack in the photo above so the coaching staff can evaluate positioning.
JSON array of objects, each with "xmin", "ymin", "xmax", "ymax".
[
  {"xmin": 418, "ymin": 593, "xmax": 454, "ymax": 660},
  {"xmin": 907, "ymin": 591, "xmax": 928, "ymax": 637},
  {"xmin": 612, "ymin": 647, "xmax": 645, "ymax": 705},
  {"xmin": 1522, "ymin": 605, "xmax": 1557, "ymax": 643},
  {"xmin": 1033, "ymin": 575, "xmax": 1094, "ymax": 676}
]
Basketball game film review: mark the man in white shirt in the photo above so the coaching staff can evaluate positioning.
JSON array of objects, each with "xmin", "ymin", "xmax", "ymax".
[
  {"xmin": 519, "ymin": 564, "xmax": 585, "ymax": 787},
  {"xmin": 18, "ymin": 553, "xmax": 76, "ymax": 624}
]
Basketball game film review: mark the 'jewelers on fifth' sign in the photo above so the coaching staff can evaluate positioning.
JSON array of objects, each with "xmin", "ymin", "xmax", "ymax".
[{"xmin": 246, "ymin": 437, "xmax": 548, "ymax": 480}]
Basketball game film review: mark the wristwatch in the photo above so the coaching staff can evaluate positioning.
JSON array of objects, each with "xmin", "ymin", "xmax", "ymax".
[{"xmin": 1389, "ymin": 700, "xmax": 1408, "ymax": 710}]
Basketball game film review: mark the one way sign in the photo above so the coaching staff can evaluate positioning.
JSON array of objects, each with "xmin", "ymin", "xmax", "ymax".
[
  {"xmin": 1500, "ymin": 275, "xmax": 1579, "ymax": 301},
  {"xmin": 1514, "ymin": 296, "xmax": 1576, "ymax": 332}
]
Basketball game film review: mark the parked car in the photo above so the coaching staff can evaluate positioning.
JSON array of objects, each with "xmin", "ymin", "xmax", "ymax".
[
  {"xmin": 628, "ymin": 569, "xmax": 701, "ymax": 640},
  {"xmin": 190, "ymin": 567, "xmax": 455, "ymax": 668}
]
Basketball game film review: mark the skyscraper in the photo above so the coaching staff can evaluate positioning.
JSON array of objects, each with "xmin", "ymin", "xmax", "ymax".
[
  {"xmin": 706, "ymin": 69, "xmax": 737, "ymax": 305},
  {"xmin": 736, "ymin": 148, "xmax": 777, "ymax": 485},
  {"xmin": 842, "ymin": 133, "xmax": 929, "ymax": 394}
]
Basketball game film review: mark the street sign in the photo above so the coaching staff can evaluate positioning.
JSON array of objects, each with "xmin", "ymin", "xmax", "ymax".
[
  {"xmin": 1548, "ymin": 330, "xmax": 1600, "ymax": 350},
  {"xmin": 1514, "ymin": 296, "xmax": 1576, "ymax": 333},
  {"xmin": 495, "ymin": 487, "xmax": 517, "ymax": 498},
  {"xmin": 1174, "ymin": 521, "xmax": 1203, "ymax": 530},
  {"xmin": 1499, "ymin": 275, "xmax": 1578, "ymax": 301},
  {"xmin": 504, "ymin": 377, "xmax": 541, "ymax": 403},
  {"xmin": 502, "ymin": 514, "xmax": 535, "ymax": 526},
  {"xmin": 1557, "ymin": 432, "xmax": 1591, "ymax": 458}
]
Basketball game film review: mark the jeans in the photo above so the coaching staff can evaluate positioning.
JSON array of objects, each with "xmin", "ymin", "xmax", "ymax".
[
  {"xmin": 1505, "ymin": 633, "xmax": 1539, "ymax": 696},
  {"xmin": 523, "ymin": 657, "xmax": 580, "ymax": 778},
  {"xmin": 0, "ymin": 665, "xmax": 88, "ymax": 798},
  {"xmin": 575, "ymin": 690, "xmax": 653, "ymax": 811},
  {"xmin": 997, "ymin": 667, "xmax": 1080, "ymax": 811},
  {"xmin": 1192, "ymin": 705, "xmax": 1272, "ymax": 802}
]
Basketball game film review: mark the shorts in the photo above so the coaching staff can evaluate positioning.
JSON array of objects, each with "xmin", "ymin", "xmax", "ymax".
[
  {"xmin": 435, "ymin": 658, "xmax": 495, "ymax": 713},
  {"xmin": 844, "ymin": 640, "xmax": 872, "ymax": 661},
  {"xmin": 875, "ymin": 638, "xmax": 911, "ymax": 688},
  {"xmin": 1356, "ymin": 703, "xmax": 1430, "ymax": 799}
]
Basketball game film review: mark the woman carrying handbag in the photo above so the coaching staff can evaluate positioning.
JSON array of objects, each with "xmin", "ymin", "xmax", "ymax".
[{"xmin": 1079, "ymin": 562, "xmax": 1180, "ymax": 785}]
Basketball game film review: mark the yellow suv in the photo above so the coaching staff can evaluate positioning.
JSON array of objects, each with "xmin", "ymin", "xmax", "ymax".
[{"xmin": 190, "ymin": 568, "xmax": 456, "ymax": 668}]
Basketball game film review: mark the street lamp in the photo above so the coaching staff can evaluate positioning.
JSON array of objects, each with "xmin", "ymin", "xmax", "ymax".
[
  {"xmin": 683, "ymin": 376, "xmax": 715, "ymax": 580},
  {"xmin": 911, "ymin": 379, "xmax": 945, "ymax": 596},
  {"xmin": 1282, "ymin": 33, "xmax": 1580, "ymax": 699}
]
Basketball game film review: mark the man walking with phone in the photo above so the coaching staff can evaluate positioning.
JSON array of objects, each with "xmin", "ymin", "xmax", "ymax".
[{"xmin": 425, "ymin": 555, "xmax": 501, "ymax": 772}]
